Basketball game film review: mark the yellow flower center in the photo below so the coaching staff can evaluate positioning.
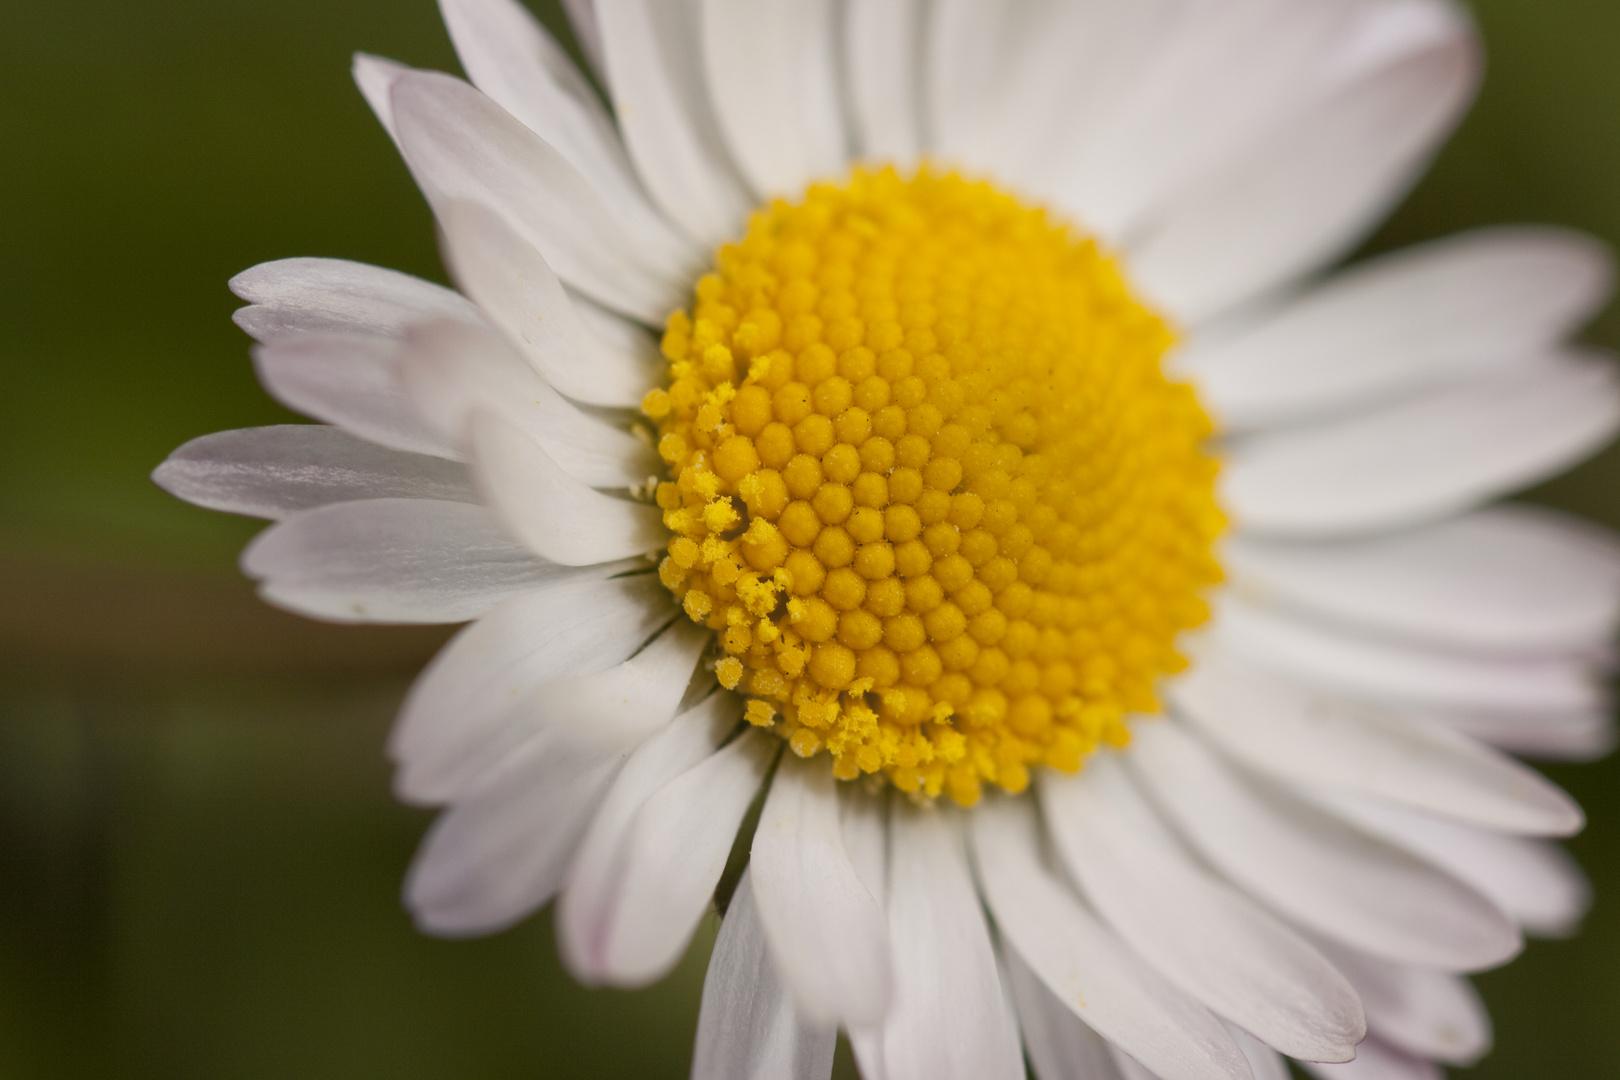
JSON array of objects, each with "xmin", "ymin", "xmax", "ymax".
[{"xmin": 642, "ymin": 167, "xmax": 1223, "ymax": 806}]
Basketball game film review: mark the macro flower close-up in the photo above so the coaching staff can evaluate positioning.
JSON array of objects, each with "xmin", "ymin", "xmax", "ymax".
[{"xmin": 143, "ymin": 0, "xmax": 1620, "ymax": 1077}]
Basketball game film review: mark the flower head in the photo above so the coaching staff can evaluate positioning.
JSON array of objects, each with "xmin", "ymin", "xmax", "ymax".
[{"xmin": 156, "ymin": 1, "xmax": 1620, "ymax": 1077}]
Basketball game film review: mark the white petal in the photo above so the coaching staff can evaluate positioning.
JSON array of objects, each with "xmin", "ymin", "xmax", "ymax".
[
  {"xmin": 1301, "ymin": 1038, "xmax": 1441, "ymax": 1080},
  {"xmin": 1001, "ymin": 945, "xmax": 1128, "ymax": 1080},
  {"xmin": 242, "ymin": 498, "xmax": 569, "ymax": 625},
  {"xmin": 407, "ymin": 616, "xmax": 704, "ymax": 807},
  {"xmin": 926, "ymin": 0, "xmax": 1157, "ymax": 184},
  {"xmin": 231, "ymin": 257, "xmax": 481, "ymax": 344},
  {"xmin": 1229, "ymin": 1027, "xmax": 1292, "ymax": 1080},
  {"xmin": 567, "ymin": 288, "xmax": 665, "ymax": 379},
  {"xmin": 1129, "ymin": 0, "xmax": 1480, "ymax": 322},
  {"xmin": 560, "ymin": 0, "xmax": 605, "ymax": 79},
  {"xmin": 390, "ymin": 70, "xmax": 683, "ymax": 321},
  {"xmin": 1223, "ymin": 503, "xmax": 1620, "ymax": 655},
  {"xmin": 994, "ymin": 951, "xmax": 1031, "ymax": 1080},
  {"xmin": 691, "ymin": 870, "xmax": 838, "ymax": 1080},
  {"xmin": 403, "ymin": 621, "xmax": 703, "ymax": 932},
  {"xmin": 435, "ymin": 199, "xmax": 665, "ymax": 409},
  {"xmin": 1041, "ymin": 755, "xmax": 1365, "ymax": 1062},
  {"xmin": 353, "ymin": 53, "xmax": 410, "ymax": 143},
  {"xmin": 152, "ymin": 425, "xmax": 477, "ymax": 520},
  {"xmin": 881, "ymin": 806, "xmax": 1023, "ymax": 1080},
  {"xmin": 972, "ymin": 796, "xmax": 1250, "ymax": 1080},
  {"xmin": 1313, "ymin": 792, "xmax": 1592, "ymax": 938},
  {"xmin": 840, "ymin": 784, "xmax": 889, "ymax": 906},
  {"xmin": 253, "ymin": 333, "xmax": 458, "ymax": 459},
  {"xmin": 1108, "ymin": 1046, "xmax": 1162, "ymax": 1080},
  {"xmin": 749, "ymin": 755, "xmax": 891, "ymax": 1027},
  {"xmin": 396, "ymin": 315, "xmax": 657, "ymax": 487},
  {"xmin": 389, "ymin": 572, "xmax": 672, "ymax": 801},
  {"xmin": 989, "ymin": 2, "xmax": 1182, "ymax": 199},
  {"xmin": 1179, "ymin": 228, "xmax": 1615, "ymax": 429},
  {"xmin": 700, "ymin": 0, "xmax": 846, "ymax": 198},
  {"xmin": 1128, "ymin": 719, "xmax": 1519, "ymax": 971},
  {"xmin": 1426, "ymin": 703, "xmax": 1617, "ymax": 762},
  {"xmin": 1169, "ymin": 650, "xmax": 1585, "ymax": 837},
  {"xmin": 1211, "ymin": 594, "xmax": 1602, "ymax": 715},
  {"xmin": 1054, "ymin": 0, "xmax": 1361, "ymax": 244},
  {"xmin": 592, "ymin": 730, "xmax": 774, "ymax": 984},
  {"xmin": 437, "ymin": 0, "xmax": 699, "ymax": 270},
  {"xmin": 468, "ymin": 409, "xmax": 665, "ymax": 565},
  {"xmin": 839, "ymin": 785, "xmax": 892, "ymax": 1080},
  {"xmin": 843, "ymin": 0, "xmax": 923, "ymax": 165},
  {"xmin": 593, "ymin": 0, "xmax": 754, "ymax": 245},
  {"xmin": 1310, "ymin": 937, "xmax": 1490, "ymax": 1066},
  {"xmin": 1221, "ymin": 353, "xmax": 1620, "ymax": 538},
  {"xmin": 558, "ymin": 690, "xmax": 741, "ymax": 982},
  {"xmin": 406, "ymin": 714, "xmax": 642, "ymax": 936}
]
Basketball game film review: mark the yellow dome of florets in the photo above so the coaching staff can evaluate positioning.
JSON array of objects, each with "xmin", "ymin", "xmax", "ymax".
[{"xmin": 644, "ymin": 166, "xmax": 1224, "ymax": 806}]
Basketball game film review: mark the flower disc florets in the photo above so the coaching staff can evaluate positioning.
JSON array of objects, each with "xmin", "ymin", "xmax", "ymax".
[{"xmin": 644, "ymin": 167, "xmax": 1224, "ymax": 806}]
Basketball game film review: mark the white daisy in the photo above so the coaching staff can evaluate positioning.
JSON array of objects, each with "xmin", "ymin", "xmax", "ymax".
[{"xmin": 155, "ymin": 0, "xmax": 1620, "ymax": 1077}]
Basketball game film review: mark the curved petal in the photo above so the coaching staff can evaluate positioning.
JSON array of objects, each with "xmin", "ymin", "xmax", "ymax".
[
  {"xmin": 230, "ymin": 257, "xmax": 480, "ymax": 344},
  {"xmin": 972, "ymin": 797, "xmax": 1251, "ymax": 1080},
  {"xmin": 749, "ymin": 755, "xmax": 891, "ymax": 1027},
  {"xmin": 568, "ymin": 289, "xmax": 665, "ymax": 379},
  {"xmin": 844, "ymin": 0, "xmax": 923, "ymax": 165},
  {"xmin": 242, "ymin": 498, "xmax": 568, "ymax": 625},
  {"xmin": 1426, "ymin": 703, "xmax": 1617, "ymax": 762},
  {"xmin": 435, "ymin": 199, "xmax": 665, "ymax": 409},
  {"xmin": 389, "ymin": 572, "xmax": 670, "ymax": 800},
  {"xmin": 560, "ymin": 0, "xmax": 605, "ymax": 80},
  {"xmin": 1052, "ymin": 0, "xmax": 1361, "ymax": 244},
  {"xmin": 1128, "ymin": 720, "xmax": 1519, "ymax": 971},
  {"xmin": 1301, "ymin": 1038, "xmax": 1442, "ymax": 1080},
  {"xmin": 882, "ymin": 805, "xmax": 1023, "ymax": 1080},
  {"xmin": 404, "ymin": 688, "xmax": 666, "ymax": 938},
  {"xmin": 404, "ymin": 624, "xmax": 702, "ymax": 937},
  {"xmin": 390, "ymin": 69, "xmax": 684, "ymax": 321},
  {"xmin": 152, "ymin": 425, "xmax": 477, "ymax": 520},
  {"xmin": 1223, "ymin": 504, "xmax": 1620, "ymax": 656},
  {"xmin": 1229, "ymin": 1027, "xmax": 1293, "ymax": 1080},
  {"xmin": 1221, "ymin": 352, "xmax": 1620, "ymax": 538},
  {"xmin": 699, "ymin": 0, "xmax": 846, "ymax": 198},
  {"xmin": 1128, "ymin": 0, "xmax": 1480, "ymax": 322},
  {"xmin": 401, "ymin": 615, "xmax": 703, "ymax": 807},
  {"xmin": 1040, "ymin": 755, "xmax": 1365, "ymax": 1062},
  {"xmin": 1211, "ymin": 594, "xmax": 1603, "ymax": 715},
  {"xmin": 397, "ymin": 315, "xmax": 657, "ymax": 488},
  {"xmin": 691, "ymin": 870, "xmax": 838, "ymax": 1080},
  {"xmin": 590, "ymin": 730, "xmax": 774, "ymax": 985},
  {"xmin": 1310, "ymin": 937, "xmax": 1490, "ymax": 1067},
  {"xmin": 558, "ymin": 691, "xmax": 743, "ymax": 982},
  {"xmin": 840, "ymin": 785, "xmax": 892, "ymax": 1080},
  {"xmin": 927, "ymin": 0, "xmax": 1167, "ymax": 187},
  {"xmin": 1000, "ymin": 945, "xmax": 1128, "ymax": 1080},
  {"xmin": 353, "ymin": 52, "xmax": 410, "ymax": 144},
  {"xmin": 593, "ymin": 0, "xmax": 754, "ymax": 245},
  {"xmin": 252, "ymin": 333, "xmax": 458, "ymax": 459},
  {"xmin": 994, "ymin": 1, "xmax": 1183, "ymax": 201},
  {"xmin": 1313, "ymin": 791, "xmax": 1591, "ymax": 938},
  {"xmin": 1169, "ymin": 650, "xmax": 1585, "ymax": 837},
  {"xmin": 468, "ymin": 409, "xmax": 665, "ymax": 565},
  {"xmin": 1178, "ymin": 228, "xmax": 1615, "ymax": 429},
  {"xmin": 437, "ymin": 0, "xmax": 699, "ymax": 270}
]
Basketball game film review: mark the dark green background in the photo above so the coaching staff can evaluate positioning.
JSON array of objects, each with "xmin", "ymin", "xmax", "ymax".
[{"xmin": 1, "ymin": 1, "xmax": 1618, "ymax": 1076}]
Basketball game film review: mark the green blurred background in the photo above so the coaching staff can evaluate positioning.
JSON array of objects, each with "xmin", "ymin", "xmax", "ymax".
[{"xmin": 1, "ymin": 0, "xmax": 1619, "ymax": 1076}]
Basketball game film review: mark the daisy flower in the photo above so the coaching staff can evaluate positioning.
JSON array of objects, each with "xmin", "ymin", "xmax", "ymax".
[{"xmin": 156, "ymin": 0, "xmax": 1620, "ymax": 1077}]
